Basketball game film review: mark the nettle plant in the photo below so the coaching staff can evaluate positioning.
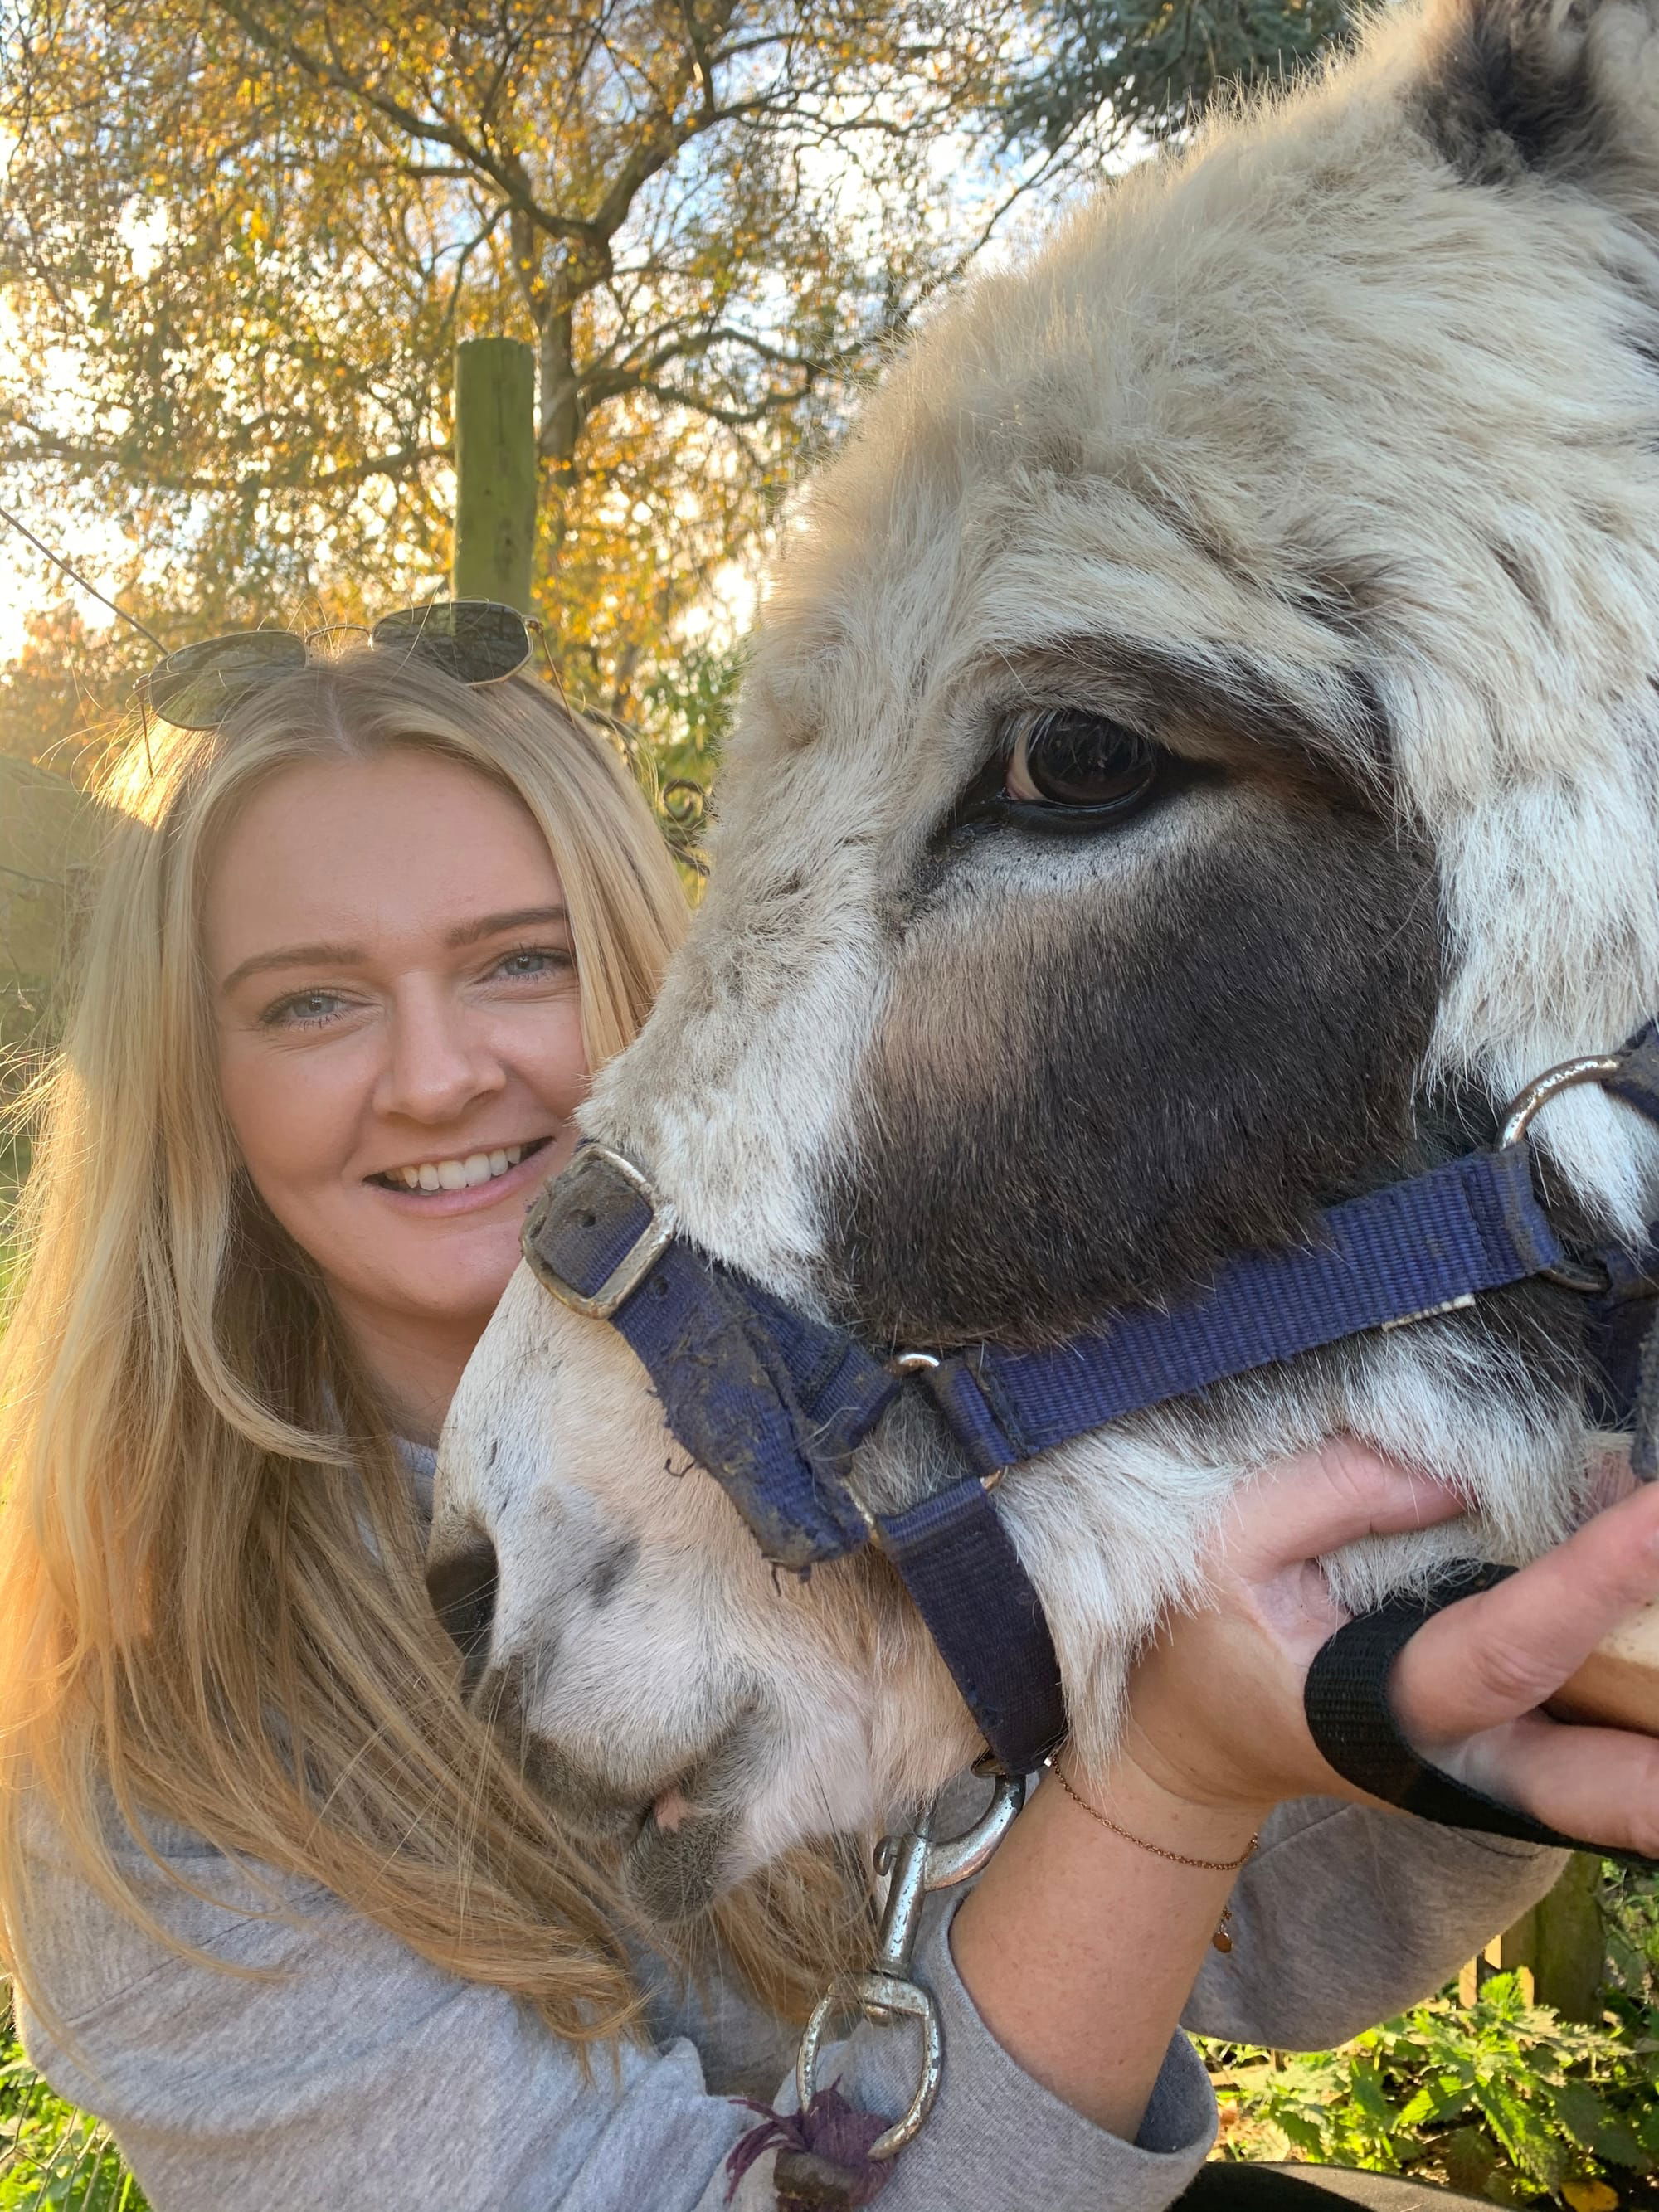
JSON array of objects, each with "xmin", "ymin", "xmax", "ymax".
[{"xmin": 1209, "ymin": 1879, "xmax": 1659, "ymax": 2205}]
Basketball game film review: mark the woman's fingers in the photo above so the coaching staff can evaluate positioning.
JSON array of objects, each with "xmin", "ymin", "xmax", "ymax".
[
  {"xmin": 1393, "ymin": 1480, "xmax": 1659, "ymax": 1747},
  {"xmin": 1141, "ymin": 1440, "xmax": 1659, "ymax": 1834},
  {"xmin": 1224, "ymin": 1438, "xmax": 1467, "ymax": 1579},
  {"xmin": 1445, "ymin": 1711, "xmax": 1659, "ymax": 1858}
]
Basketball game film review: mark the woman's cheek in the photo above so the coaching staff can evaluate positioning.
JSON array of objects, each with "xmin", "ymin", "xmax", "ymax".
[
  {"xmin": 511, "ymin": 999, "xmax": 589, "ymax": 1123},
  {"xmin": 218, "ymin": 1033, "xmax": 358, "ymax": 1213}
]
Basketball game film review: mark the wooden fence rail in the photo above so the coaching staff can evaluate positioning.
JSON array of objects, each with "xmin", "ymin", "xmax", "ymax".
[{"xmin": 1462, "ymin": 1855, "xmax": 1606, "ymax": 2020}]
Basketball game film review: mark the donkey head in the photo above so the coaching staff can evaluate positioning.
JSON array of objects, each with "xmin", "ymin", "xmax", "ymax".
[{"xmin": 433, "ymin": 0, "xmax": 1659, "ymax": 1918}]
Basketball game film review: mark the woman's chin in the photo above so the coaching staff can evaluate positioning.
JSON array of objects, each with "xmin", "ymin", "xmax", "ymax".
[{"xmin": 324, "ymin": 1213, "xmax": 529, "ymax": 1344}]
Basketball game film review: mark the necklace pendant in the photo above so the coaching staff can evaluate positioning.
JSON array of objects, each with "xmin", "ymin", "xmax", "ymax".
[{"xmin": 1212, "ymin": 1907, "xmax": 1235, "ymax": 1954}]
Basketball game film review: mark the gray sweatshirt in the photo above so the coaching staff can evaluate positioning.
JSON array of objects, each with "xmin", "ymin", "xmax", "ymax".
[
  {"xmin": 15, "ymin": 1443, "xmax": 1569, "ymax": 2210},
  {"xmin": 17, "ymin": 1771, "xmax": 1569, "ymax": 2211}
]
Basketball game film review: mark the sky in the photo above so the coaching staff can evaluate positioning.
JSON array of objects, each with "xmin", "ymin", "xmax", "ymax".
[{"xmin": 0, "ymin": 525, "xmax": 106, "ymax": 659}]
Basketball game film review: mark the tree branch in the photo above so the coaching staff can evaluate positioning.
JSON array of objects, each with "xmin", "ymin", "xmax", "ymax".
[
  {"xmin": 0, "ymin": 421, "xmax": 443, "ymax": 496},
  {"xmin": 207, "ymin": 0, "xmax": 598, "ymax": 251}
]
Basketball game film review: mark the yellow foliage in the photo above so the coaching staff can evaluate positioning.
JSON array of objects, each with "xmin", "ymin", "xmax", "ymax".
[
  {"xmin": 1564, "ymin": 2182, "xmax": 1620, "ymax": 2212},
  {"xmin": 2, "ymin": 0, "xmax": 1048, "ymax": 731}
]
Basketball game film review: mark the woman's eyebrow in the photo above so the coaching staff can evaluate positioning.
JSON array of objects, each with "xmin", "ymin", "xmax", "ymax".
[
  {"xmin": 220, "ymin": 941, "xmax": 362, "ymax": 993},
  {"xmin": 219, "ymin": 908, "xmax": 570, "ymax": 994},
  {"xmin": 444, "ymin": 904, "xmax": 568, "ymax": 949}
]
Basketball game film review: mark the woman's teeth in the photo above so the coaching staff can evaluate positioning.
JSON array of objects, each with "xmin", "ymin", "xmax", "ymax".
[{"xmin": 388, "ymin": 1146, "xmax": 527, "ymax": 1193}]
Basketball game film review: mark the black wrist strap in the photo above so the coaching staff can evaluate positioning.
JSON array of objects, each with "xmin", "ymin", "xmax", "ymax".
[{"xmin": 1304, "ymin": 1564, "xmax": 1659, "ymax": 1870}]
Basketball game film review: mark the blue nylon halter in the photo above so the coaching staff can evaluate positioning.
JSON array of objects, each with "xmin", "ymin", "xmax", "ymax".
[{"xmin": 522, "ymin": 1029, "xmax": 1659, "ymax": 1777}]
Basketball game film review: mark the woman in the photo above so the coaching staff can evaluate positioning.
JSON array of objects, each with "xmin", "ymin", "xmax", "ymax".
[{"xmin": 1, "ymin": 621, "xmax": 1655, "ymax": 2212}]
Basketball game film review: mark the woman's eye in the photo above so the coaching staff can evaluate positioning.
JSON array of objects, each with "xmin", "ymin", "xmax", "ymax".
[
  {"xmin": 1002, "ymin": 709, "xmax": 1159, "ymax": 814},
  {"xmin": 491, "ymin": 946, "xmax": 572, "ymax": 981},
  {"xmin": 263, "ymin": 989, "xmax": 348, "ymax": 1028}
]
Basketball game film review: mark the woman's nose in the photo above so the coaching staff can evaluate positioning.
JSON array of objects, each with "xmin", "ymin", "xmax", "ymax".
[{"xmin": 374, "ymin": 987, "xmax": 505, "ymax": 1124}]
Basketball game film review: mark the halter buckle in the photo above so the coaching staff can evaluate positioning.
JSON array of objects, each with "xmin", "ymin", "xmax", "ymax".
[{"xmin": 521, "ymin": 1144, "xmax": 678, "ymax": 1320}]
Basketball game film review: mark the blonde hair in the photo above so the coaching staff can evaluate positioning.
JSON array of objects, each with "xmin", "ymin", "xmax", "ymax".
[{"xmin": 0, "ymin": 651, "xmax": 863, "ymax": 2044}]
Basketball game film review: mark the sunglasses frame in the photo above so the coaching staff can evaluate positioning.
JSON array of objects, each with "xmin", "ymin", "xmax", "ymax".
[
  {"xmin": 139, "ymin": 600, "xmax": 559, "ymax": 738},
  {"xmin": 132, "ymin": 600, "xmax": 708, "ymax": 875}
]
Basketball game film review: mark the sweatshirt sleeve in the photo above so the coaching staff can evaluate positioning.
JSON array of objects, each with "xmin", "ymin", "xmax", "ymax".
[
  {"xmin": 21, "ymin": 1832, "xmax": 1214, "ymax": 2212},
  {"xmin": 1183, "ymin": 1795, "xmax": 1569, "ymax": 2050}
]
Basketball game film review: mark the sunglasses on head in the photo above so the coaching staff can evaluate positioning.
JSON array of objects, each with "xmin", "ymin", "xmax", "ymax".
[{"xmin": 143, "ymin": 600, "xmax": 554, "ymax": 731}]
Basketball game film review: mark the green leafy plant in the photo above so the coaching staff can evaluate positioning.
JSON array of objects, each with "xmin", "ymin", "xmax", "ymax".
[
  {"xmin": 1203, "ymin": 1969, "xmax": 1659, "ymax": 2205},
  {"xmin": 1603, "ymin": 1871, "xmax": 1659, "ymax": 2016},
  {"xmin": 0, "ymin": 2019, "xmax": 147, "ymax": 2212}
]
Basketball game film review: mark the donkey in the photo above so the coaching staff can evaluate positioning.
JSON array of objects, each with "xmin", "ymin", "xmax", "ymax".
[{"xmin": 431, "ymin": 0, "xmax": 1659, "ymax": 1919}]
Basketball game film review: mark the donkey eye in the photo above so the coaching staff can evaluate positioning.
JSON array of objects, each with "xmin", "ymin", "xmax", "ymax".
[{"xmin": 1004, "ymin": 709, "xmax": 1158, "ymax": 814}]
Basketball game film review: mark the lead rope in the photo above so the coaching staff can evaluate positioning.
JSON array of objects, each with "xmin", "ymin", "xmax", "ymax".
[{"xmin": 724, "ymin": 1771, "xmax": 1027, "ymax": 2210}]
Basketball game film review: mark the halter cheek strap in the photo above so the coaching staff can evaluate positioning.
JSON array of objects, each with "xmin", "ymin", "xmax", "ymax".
[
  {"xmin": 1304, "ymin": 1567, "xmax": 1659, "ymax": 1869},
  {"xmin": 523, "ymin": 1144, "xmax": 1068, "ymax": 1772}
]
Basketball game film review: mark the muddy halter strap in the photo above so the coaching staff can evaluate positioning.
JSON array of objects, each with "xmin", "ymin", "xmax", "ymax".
[{"xmin": 523, "ymin": 1029, "xmax": 1659, "ymax": 1784}]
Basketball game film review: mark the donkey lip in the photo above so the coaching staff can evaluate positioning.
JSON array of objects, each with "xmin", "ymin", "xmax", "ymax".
[
  {"xmin": 624, "ymin": 1800, "xmax": 733, "ymax": 1923},
  {"xmin": 512, "ymin": 1726, "xmax": 654, "ymax": 1846},
  {"xmin": 649, "ymin": 1783, "xmax": 696, "ymax": 1832},
  {"xmin": 623, "ymin": 1710, "xmax": 769, "ymax": 1916}
]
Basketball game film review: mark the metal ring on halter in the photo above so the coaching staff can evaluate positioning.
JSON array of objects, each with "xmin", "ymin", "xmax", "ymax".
[
  {"xmin": 888, "ymin": 1350, "xmax": 941, "ymax": 1375},
  {"xmin": 795, "ymin": 1772, "xmax": 1026, "ymax": 2159},
  {"xmin": 1500, "ymin": 1056, "xmax": 1624, "ymax": 1292},
  {"xmin": 878, "ymin": 1350, "xmax": 1006, "ymax": 1499},
  {"xmin": 795, "ymin": 1970, "xmax": 943, "ymax": 2160}
]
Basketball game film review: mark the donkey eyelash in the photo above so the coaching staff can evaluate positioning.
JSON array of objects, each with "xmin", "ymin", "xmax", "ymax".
[{"xmin": 942, "ymin": 704, "xmax": 1175, "ymax": 834}]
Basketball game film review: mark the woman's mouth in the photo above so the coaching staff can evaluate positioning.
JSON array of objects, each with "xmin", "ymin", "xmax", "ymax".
[{"xmin": 367, "ymin": 1135, "xmax": 555, "ymax": 1207}]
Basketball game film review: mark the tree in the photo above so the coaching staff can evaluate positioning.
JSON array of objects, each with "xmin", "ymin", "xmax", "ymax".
[
  {"xmin": 0, "ymin": 0, "xmax": 1060, "ymax": 754},
  {"xmin": 0, "ymin": 0, "xmax": 1360, "ymax": 777},
  {"xmin": 1001, "ymin": 0, "xmax": 1354, "ymax": 158}
]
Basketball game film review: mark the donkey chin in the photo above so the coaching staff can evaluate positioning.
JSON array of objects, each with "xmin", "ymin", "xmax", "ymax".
[{"xmin": 434, "ymin": 0, "xmax": 1659, "ymax": 1917}]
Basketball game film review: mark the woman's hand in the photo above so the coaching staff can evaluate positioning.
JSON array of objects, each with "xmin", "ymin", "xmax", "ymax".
[
  {"xmin": 1391, "ymin": 1475, "xmax": 1659, "ymax": 1854},
  {"xmin": 953, "ymin": 1439, "xmax": 1659, "ymax": 2142},
  {"xmin": 1119, "ymin": 1438, "xmax": 1659, "ymax": 1853}
]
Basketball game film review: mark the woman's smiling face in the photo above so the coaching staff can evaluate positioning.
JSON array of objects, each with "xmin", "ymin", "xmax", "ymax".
[{"xmin": 207, "ymin": 746, "xmax": 587, "ymax": 1403}]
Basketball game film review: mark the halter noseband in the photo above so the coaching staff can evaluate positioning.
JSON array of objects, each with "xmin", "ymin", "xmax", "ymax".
[{"xmin": 521, "ymin": 1028, "xmax": 1659, "ymax": 1777}]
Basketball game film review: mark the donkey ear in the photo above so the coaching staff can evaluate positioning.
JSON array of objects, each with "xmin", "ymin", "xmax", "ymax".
[{"xmin": 1413, "ymin": 0, "xmax": 1659, "ymax": 193}]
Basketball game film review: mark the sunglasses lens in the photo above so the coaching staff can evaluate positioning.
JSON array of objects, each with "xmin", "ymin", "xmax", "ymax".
[
  {"xmin": 369, "ymin": 600, "xmax": 530, "ymax": 684},
  {"xmin": 147, "ymin": 631, "xmax": 308, "ymax": 729}
]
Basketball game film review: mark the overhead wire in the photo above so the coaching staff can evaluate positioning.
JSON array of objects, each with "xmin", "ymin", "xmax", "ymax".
[{"xmin": 0, "ymin": 502, "xmax": 169, "ymax": 651}]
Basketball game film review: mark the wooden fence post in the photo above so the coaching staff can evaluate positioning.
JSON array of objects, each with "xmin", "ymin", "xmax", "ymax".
[
  {"xmin": 1460, "ymin": 1855, "xmax": 1604, "ymax": 2020},
  {"xmin": 452, "ymin": 337, "xmax": 538, "ymax": 615}
]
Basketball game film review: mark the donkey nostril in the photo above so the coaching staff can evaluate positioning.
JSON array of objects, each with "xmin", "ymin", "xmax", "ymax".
[{"xmin": 425, "ymin": 1534, "xmax": 499, "ymax": 1693}]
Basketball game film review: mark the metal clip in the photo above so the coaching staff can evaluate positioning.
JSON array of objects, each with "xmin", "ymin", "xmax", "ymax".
[
  {"xmin": 1500, "ymin": 1055, "xmax": 1624, "ymax": 1293},
  {"xmin": 794, "ymin": 1770, "xmax": 1025, "ymax": 2160}
]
